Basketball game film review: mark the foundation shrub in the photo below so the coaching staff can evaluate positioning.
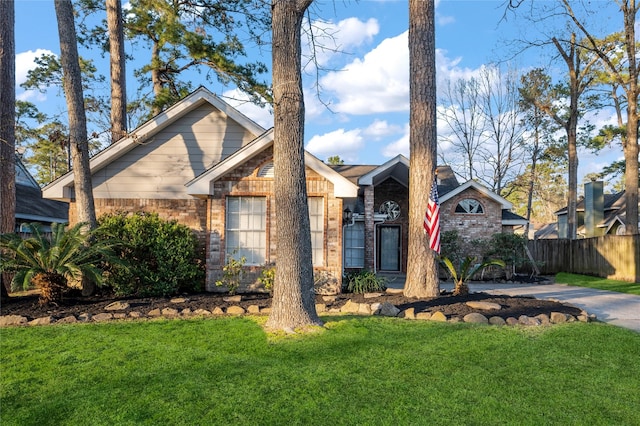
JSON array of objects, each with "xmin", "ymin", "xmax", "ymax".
[{"xmin": 97, "ymin": 212, "xmax": 204, "ymax": 296}]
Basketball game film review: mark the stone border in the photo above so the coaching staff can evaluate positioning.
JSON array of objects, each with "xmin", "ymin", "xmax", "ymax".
[{"xmin": 0, "ymin": 295, "xmax": 597, "ymax": 327}]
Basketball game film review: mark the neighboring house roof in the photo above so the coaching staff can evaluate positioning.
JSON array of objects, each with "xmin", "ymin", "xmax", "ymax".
[
  {"xmin": 329, "ymin": 164, "xmax": 377, "ymax": 185},
  {"xmin": 43, "ymin": 87, "xmax": 266, "ymax": 201},
  {"xmin": 15, "ymin": 156, "xmax": 39, "ymax": 188},
  {"xmin": 502, "ymin": 210, "xmax": 528, "ymax": 226},
  {"xmin": 555, "ymin": 191, "xmax": 625, "ymax": 216},
  {"xmin": 16, "ymin": 184, "xmax": 69, "ymax": 224},
  {"xmin": 534, "ymin": 223, "xmax": 558, "ymax": 239},
  {"xmin": 186, "ymin": 128, "xmax": 360, "ymax": 198}
]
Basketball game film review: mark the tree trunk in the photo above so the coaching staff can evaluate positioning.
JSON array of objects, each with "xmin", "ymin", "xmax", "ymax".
[
  {"xmin": 404, "ymin": 0, "xmax": 439, "ymax": 298},
  {"xmin": 622, "ymin": 0, "xmax": 638, "ymax": 235},
  {"xmin": 265, "ymin": 0, "xmax": 321, "ymax": 331},
  {"xmin": 106, "ymin": 0, "xmax": 127, "ymax": 143},
  {"xmin": 55, "ymin": 0, "xmax": 97, "ymax": 295},
  {"xmin": 55, "ymin": 0, "xmax": 97, "ymax": 230},
  {"xmin": 0, "ymin": 0, "xmax": 15, "ymax": 300}
]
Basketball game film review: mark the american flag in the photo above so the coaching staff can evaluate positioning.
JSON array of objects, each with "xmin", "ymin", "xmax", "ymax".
[{"xmin": 423, "ymin": 179, "xmax": 441, "ymax": 253}]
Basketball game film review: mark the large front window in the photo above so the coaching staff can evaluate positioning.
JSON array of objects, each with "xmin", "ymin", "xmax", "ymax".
[
  {"xmin": 225, "ymin": 197, "xmax": 266, "ymax": 265},
  {"xmin": 344, "ymin": 222, "xmax": 365, "ymax": 268}
]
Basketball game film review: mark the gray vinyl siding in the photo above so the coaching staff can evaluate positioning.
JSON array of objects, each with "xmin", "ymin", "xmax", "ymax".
[{"xmin": 92, "ymin": 104, "xmax": 257, "ymax": 199}]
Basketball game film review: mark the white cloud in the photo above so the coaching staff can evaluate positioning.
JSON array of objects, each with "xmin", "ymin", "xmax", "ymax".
[
  {"xmin": 16, "ymin": 49, "xmax": 55, "ymax": 86},
  {"xmin": 320, "ymin": 31, "xmax": 410, "ymax": 115},
  {"xmin": 303, "ymin": 17, "xmax": 379, "ymax": 70},
  {"xmin": 363, "ymin": 119, "xmax": 402, "ymax": 139},
  {"xmin": 222, "ymin": 89, "xmax": 273, "ymax": 129},
  {"xmin": 382, "ymin": 124, "xmax": 409, "ymax": 158},
  {"xmin": 306, "ymin": 128, "xmax": 364, "ymax": 162}
]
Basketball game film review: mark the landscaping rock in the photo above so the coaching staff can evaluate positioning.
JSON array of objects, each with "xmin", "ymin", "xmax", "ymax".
[
  {"xmin": 385, "ymin": 288, "xmax": 404, "ymax": 295},
  {"xmin": 78, "ymin": 313, "xmax": 91, "ymax": 322},
  {"xmin": 489, "ymin": 316, "xmax": 506, "ymax": 326},
  {"xmin": 518, "ymin": 315, "xmax": 541, "ymax": 326},
  {"xmin": 170, "ymin": 298, "xmax": 187, "ymax": 304},
  {"xmin": 315, "ymin": 303, "xmax": 327, "ymax": 313},
  {"xmin": 463, "ymin": 313, "xmax": 489, "ymax": 324},
  {"xmin": 0, "ymin": 315, "xmax": 28, "ymax": 326},
  {"xmin": 416, "ymin": 312, "xmax": 432, "ymax": 320},
  {"xmin": 29, "ymin": 316, "xmax": 53, "ymax": 326},
  {"xmin": 550, "ymin": 312, "xmax": 568, "ymax": 324},
  {"xmin": 226, "ymin": 306, "xmax": 245, "ymax": 315},
  {"xmin": 322, "ymin": 296, "xmax": 336, "ymax": 303},
  {"xmin": 535, "ymin": 314, "xmax": 550, "ymax": 325},
  {"xmin": 181, "ymin": 308, "xmax": 193, "ymax": 316},
  {"xmin": 161, "ymin": 308, "xmax": 180, "ymax": 316},
  {"xmin": 506, "ymin": 317, "xmax": 519, "ymax": 326},
  {"xmin": 223, "ymin": 296, "xmax": 242, "ymax": 303},
  {"xmin": 465, "ymin": 301, "xmax": 501, "ymax": 311},
  {"xmin": 260, "ymin": 307, "xmax": 272, "ymax": 314},
  {"xmin": 430, "ymin": 311, "xmax": 447, "ymax": 322},
  {"xmin": 129, "ymin": 311, "xmax": 144, "ymax": 318},
  {"xmin": 364, "ymin": 292, "xmax": 384, "ymax": 299},
  {"xmin": 57, "ymin": 315, "xmax": 78, "ymax": 324},
  {"xmin": 247, "ymin": 305, "xmax": 260, "ymax": 314},
  {"xmin": 147, "ymin": 308, "xmax": 162, "ymax": 317},
  {"xmin": 370, "ymin": 302, "xmax": 381, "ymax": 313},
  {"xmin": 113, "ymin": 313, "xmax": 127, "ymax": 319},
  {"xmin": 193, "ymin": 309, "xmax": 211, "ymax": 316},
  {"xmin": 212, "ymin": 307, "xmax": 224, "ymax": 315},
  {"xmin": 92, "ymin": 313, "xmax": 113, "ymax": 322},
  {"xmin": 376, "ymin": 302, "xmax": 400, "ymax": 317},
  {"xmin": 399, "ymin": 307, "xmax": 415, "ymax": 319},
  {"xmin": 104, "ymin": 301, "xmax": 130, "ymax": 311},
  {"xmin": 341, "ymin": 300, "xmax": 360, "ymax": 314},
  {"xmin": 357, "ymin": 303, "xmax": 372, "ymax": 315}
]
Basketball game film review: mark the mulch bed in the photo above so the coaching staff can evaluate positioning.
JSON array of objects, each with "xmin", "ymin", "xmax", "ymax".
[{"xmin": 0, "ymin": 287, "xmax": 584, "ymax": 322}]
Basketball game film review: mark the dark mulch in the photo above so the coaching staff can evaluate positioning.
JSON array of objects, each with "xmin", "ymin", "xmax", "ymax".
[{"xmin": 0, "ymin": 286, "xmax": 584, "ymax": 322}]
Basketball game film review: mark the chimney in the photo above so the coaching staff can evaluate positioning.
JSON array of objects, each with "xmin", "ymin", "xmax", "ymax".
[{"xmin": 584, "ymin": 181, "xmax": 604, "ymax": 238}]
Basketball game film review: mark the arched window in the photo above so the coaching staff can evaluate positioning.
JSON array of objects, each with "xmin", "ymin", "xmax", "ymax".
[
  {"xmin": 257, "ymin": 162, "xmax": 274, "ymax": 178},
  {"xmin": 455, "ymin": 198, "xmax": 484, "ymax": 214}
]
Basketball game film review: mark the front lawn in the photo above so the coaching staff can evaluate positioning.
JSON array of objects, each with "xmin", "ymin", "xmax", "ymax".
[
  {"xmin": 555, "ymin": 272, "xmax": 640, "ymax": 295},
  {"xmin": 2, "ymin": 317, "xmax": 639, "ymax": 425}
]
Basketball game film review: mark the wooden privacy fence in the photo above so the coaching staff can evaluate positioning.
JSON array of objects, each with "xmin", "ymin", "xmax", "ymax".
[{"xmin": 527, "ymin": 235, "xmax": 640, "ymax": 283}]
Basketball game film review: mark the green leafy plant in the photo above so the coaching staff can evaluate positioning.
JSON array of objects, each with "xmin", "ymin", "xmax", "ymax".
[
  {"xmin": 483, "ymin": 233, "xmax": 528, "ymax": 278},
  {"xmin": 216, "ymin": 253, "xmax": 246, "ymax": 295},
  {"xmin": 439, "ymin": 256, "xmax": 505, "ymax": 296},
  {"xmin": 97, "ymin": 212, "xmax": 204, "ymax": 297},
  {"xmin": 0, "ymin": 222, "xmax": 122, "ymax": 305},
  {"xmin": 344, "ymin": 270, "xmax": 388, "ymax": 294},
  {"xmin": 257, "ymin": 263, "xmax": 276, "ymax": 293}
]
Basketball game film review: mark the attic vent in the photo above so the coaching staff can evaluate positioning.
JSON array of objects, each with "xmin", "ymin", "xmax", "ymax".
[{"xmin": 258, "ymin": 162, "xmax": 274, "ymax": 178}]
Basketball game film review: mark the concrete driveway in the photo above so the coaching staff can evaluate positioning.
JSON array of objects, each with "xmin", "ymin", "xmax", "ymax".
[{"xmin": 463, "ymin": 282, "xmax": 640, "ymax": 333}]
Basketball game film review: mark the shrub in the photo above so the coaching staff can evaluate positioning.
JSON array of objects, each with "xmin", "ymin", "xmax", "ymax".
[
  {"xmin": 215, "ymin": 253, "xmax": 246, "ymax": 295},
  {"xmin": 257, "ymin": 263, "xmax": 276, "ymax": 293},
  {"xmin": 344, "ymin": 270, "xmax": 388, "ymax": 294},
  {"xmin": 97, "ymin": 212, "xmax": 204, "ymax": 297},
  {"xmin": 0, "ymin": 222, "xmax": 123, "ymax": 305},
  {"xmin": 483, "ymin": 233, "xmax": 528, "ymax": 278},
  {"xmin": 439, "ymin": 256, "xmax": 505, "ymax": 296},
  {"xmin": 440, "ymin": 230, "xmax": 464, "ymax": 265}
]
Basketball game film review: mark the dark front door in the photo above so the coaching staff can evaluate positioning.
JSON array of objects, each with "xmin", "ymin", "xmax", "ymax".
[{"xmin": 378, "ymin": 225, "xmax": 401, "ymax": 271}]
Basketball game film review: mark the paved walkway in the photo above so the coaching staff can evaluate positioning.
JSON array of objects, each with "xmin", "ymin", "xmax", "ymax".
[{"xmin": 386, "ymin": 276, "xmax": 640, "ymax": 333}]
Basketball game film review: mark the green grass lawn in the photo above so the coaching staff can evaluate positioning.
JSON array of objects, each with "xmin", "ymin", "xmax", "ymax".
[
  {"xmin": 2, "ymin": 316, "xmax": 639, "ymax": 425},
  {"xmin": 555, "ymin": 272, "xmax": 640, "ymax": 295}
]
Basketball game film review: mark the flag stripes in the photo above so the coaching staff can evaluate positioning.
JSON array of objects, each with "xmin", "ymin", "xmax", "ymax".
[{"xmin": 424, "ymin": 179, "xmax": 441, "ymax": 253}]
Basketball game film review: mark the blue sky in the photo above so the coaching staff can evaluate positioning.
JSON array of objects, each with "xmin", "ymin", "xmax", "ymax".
[{"xmin": 14, "ymin": 0, "xmax": 629, "ymax": 187}]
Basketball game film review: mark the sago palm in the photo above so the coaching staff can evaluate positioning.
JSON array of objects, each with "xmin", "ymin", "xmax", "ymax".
[
  {"xmin": 0, "ymin": 222, "xmax": 121, "ymax": 305},
  {"xmin": 439, "ymin": 256, "xmax": 505, "ymax": 296}
]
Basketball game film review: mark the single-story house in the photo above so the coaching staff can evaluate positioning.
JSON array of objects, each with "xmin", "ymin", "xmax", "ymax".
[
  {"xmin": 544, "ymin": 181, "xmax": 634, "ymax": 239},
  {"xmin": 43, "ymin": 87, "xmax": 527, "ymax": 292},
  {"xmin": 15, "ymin": 156, "xmax": 68, "ymax": 232}
]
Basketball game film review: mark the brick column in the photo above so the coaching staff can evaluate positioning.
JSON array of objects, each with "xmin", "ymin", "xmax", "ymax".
[{"xmin": 364, "ymin": 185, "xmax": 375, "ymax": 270}]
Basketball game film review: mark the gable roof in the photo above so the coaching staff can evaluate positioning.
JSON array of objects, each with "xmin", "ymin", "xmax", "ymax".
[
  {"xmin": 43, "ymin": 87, "xmax": 266, "ymax": 201},
  {"xmin": 439, "ymin": 180, "xmax": 513, "ymax": 210},
  {"xmin": 357, "ymin": 155, "xmax": 409, "ymax": 186},
  {"xmin": 186, "ymin": 128, "xmax": 359, "ymax": 198},
  {"xmin": 16, "ymin": 184, "xmax": 69, "ymax": 224},
  {"xmin": 555, "ymin": 191, "xmax": 625, "ymax": 216}
]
